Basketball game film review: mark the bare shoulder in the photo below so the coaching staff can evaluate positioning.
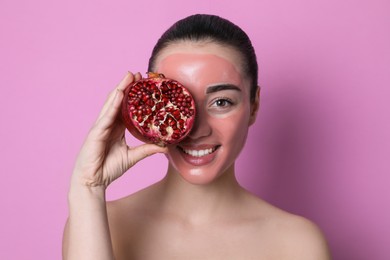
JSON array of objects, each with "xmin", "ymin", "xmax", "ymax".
[
  {"xmin": 244, "ymin": 193, "xmax": 331, "ymax": 259},
  {"xmin": 271, "ymin": 213, "xmax": 331, "ymax": 259}
]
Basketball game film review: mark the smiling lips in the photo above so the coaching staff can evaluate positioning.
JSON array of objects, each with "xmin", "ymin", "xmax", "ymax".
[
  {"xmin": 178, "ymin": 145, "xmax": 220, "ymax": 166},
  {"xmin": 183, "ymin": 147, "xmax": 214, "ymax": 157},
  {"xmin": 180, "ymin": 145, "xmax": 219, "ymax": 156}
]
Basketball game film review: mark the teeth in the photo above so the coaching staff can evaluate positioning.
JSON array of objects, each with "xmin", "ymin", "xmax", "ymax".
[{"xmin": 183, "ymin": 148, "xmax": 215, "ymax": 157}]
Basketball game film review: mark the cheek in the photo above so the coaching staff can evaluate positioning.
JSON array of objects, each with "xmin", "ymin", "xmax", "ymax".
[{"xmin": 211, "ymin": 104, "xmax": 251, "ymax": 142}]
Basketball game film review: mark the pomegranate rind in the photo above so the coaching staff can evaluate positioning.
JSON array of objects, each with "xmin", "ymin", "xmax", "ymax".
[{"xmin": 121, "ymin": 74, "xmax": 196, "ymax": 145}]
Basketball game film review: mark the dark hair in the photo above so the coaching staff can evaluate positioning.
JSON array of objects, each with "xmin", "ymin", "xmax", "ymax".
[{"xmin": 148, "ymin": 14, "xmax": 259, "ymax": 103}]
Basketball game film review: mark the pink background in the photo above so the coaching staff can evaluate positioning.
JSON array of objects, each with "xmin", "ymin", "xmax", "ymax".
[{"xmin": 1, "ymin": 0, "xmax": 389, "ymax": 259}]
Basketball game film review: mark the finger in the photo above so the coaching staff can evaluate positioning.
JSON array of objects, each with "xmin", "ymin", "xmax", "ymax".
[
  {"xmin": 116, "ymin": 71, "xmax": 137, "ymax": 92},
  {"xmin": 97, "ymin": 72, "xmax": 135, "ymax": 121},
  {"xmin": 134, "ymin": 72, "xmax": 142, "ymax": 81},
  {"xmin": 94, "ymin": 88, "xmax": 124, "ymax": 133},
  {"xmin": 127, "ymin": 143, "xmax": 168, "ymax": 167}
]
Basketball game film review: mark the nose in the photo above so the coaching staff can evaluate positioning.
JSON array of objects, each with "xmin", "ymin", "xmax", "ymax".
[{"xmin": 187, "ymin": 106, "xmax": 211, "ymax": 140}]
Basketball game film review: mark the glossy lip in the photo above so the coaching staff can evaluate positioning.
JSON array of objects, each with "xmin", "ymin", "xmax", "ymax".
[{"xmin": 177, "ymin": 144, "xmax": 221, "ymax": 166}]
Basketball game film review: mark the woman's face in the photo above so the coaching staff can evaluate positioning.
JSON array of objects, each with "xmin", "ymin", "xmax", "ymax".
[{"xmin": 154, "ymin": 42, "xmax": 258, "ymax": 185}]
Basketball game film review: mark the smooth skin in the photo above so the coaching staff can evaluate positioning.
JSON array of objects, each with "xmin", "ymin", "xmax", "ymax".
[{"xmin": 63, "ymin": 42, "xmax": 331, "ymax": 260}]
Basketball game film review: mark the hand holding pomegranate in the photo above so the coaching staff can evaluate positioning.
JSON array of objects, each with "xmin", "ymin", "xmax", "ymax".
[{"xmin": 71, "ymin": 72, "xmax": 168, "ymax": 189}]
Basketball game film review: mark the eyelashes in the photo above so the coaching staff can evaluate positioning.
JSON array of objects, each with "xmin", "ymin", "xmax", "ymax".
[{"xmin": 210, "ymin": 97, "xmax": 235, "ymax": 108}]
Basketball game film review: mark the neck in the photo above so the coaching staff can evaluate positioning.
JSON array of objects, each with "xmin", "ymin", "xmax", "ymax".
[{"xmin": 155, "ymin": 164, "xmax": 245, "ymax": 225}]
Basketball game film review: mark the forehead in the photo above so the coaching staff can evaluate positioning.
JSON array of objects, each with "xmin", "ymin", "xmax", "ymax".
[
  {"xmin": 154, "ymin": 41, "xmax": 244, "ymax": 74},
  {"xmin": 154, "ymin": 42, "xmax": 245, "ymax": 87}
]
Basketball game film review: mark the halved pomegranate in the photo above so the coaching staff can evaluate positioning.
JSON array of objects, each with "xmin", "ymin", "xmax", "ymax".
[{"xmin": 122, "ymin": 72, "xmax": 196, "ymax": 145}]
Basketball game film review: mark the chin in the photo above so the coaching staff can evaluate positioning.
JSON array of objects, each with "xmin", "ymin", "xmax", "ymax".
[
  {"xmin": 178, "ymin": 168, "xmax": 222, "ymax": 185},
  {"xmin": 167, "ymin": 156, "xmax": 234, "ymax": 186}
]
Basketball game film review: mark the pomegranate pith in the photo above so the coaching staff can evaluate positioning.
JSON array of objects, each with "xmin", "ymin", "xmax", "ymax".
[{"xmin": 122, "ymin": 72, "xmax": 196, "ymax": 145}]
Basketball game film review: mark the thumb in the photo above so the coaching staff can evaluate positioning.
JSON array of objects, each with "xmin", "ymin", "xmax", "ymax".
[{"xmin": 127, "ymin": 143, "xmax": 168, "ymax": 167}]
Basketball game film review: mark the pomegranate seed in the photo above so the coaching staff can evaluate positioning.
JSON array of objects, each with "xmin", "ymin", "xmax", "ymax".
[
  {"xmin": 145, "ymin": 108, "xmax": 152, "ymax": 115},
  {"xmin": 146, "ymin": 99, "xmax": 154, "ymax": 107},
  {"xmin": 172, "ymin": 110, "xmax": 181, "ymax": 119},
  {"xmin": 156, "ymin": 102, "xmax": 164, "ymax": 110},
  {"xmin": 169, "ymin": 120, "xmax": 176, "ymax": 127}
]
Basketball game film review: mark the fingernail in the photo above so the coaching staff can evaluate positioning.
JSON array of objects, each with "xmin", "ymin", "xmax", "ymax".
[{"xmin": 123, "ymin": 71, "xmax": 130, "ymax": 78}]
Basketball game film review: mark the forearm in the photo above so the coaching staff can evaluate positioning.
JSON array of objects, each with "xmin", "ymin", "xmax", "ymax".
[
  {"xmin": 62, "ymin": 72, "xmax": 166, "ymax": 259},
  {"xmin": 63, "ymin": 181, "xmax": 114, "ymax": 260}
]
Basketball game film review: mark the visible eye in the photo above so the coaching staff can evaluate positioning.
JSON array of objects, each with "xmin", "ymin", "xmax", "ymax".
[{"xmin": 211, "ymin": 98, "xmax": 234, "ymax": 108}]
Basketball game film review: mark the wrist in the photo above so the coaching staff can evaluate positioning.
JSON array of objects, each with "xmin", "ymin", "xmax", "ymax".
[
  {"xmin": 70, "ymin": 168, "xmax": 108, "ymax": 188},
  {"xmin": 68, "ymin": 177, "xmax": 107, "ymax": 202},
  {"xmin": 67, "ymin": 184, "xmax": 107, "ymax": 217}
]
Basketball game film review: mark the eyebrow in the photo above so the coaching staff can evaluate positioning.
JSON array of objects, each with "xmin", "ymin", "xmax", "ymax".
[{"xmin": 206, "ymin": 84, "xmax": 241, "ymax": 94}]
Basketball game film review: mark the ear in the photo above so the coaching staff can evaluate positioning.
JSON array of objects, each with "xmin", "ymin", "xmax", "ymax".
[{"xmin": 248, "ymin": 86, "xmax": 260, "ymax": 126}]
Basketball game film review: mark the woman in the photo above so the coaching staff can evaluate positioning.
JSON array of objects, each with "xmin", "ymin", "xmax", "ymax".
[{"xmin": 63, "ymin": 14, "xmax": 330, "ymax": 259}]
